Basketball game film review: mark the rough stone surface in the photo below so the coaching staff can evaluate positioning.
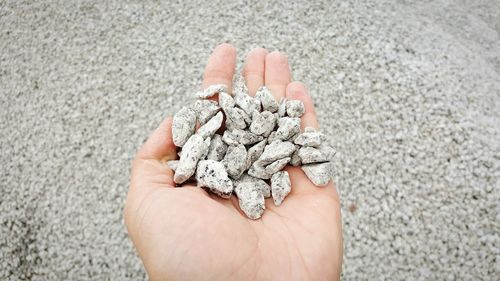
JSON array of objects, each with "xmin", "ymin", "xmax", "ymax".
[
  {"xmin": 286, "ymin": 100, "xmax": 305, "ymax": 117},
  {"xmin": 174, "ymin": 134, "xmax": 209, "ymax": 184},
  {"xmin": 250, "ymin": 111, "xmax": 276, "ymax": 136},
  {"xmin": 232, "ymin": 129, "xmax": 264, "ymax": 145},
  {"xmin": 234, "ymin": 182, "xmax": 265, "ymax": 220},
  {"xmin": 245, "ymin": 140, "xmax": 267, "ymax": 169},
  {"xmin": 2, "ymin": 1, "xmax": 499, "ymax": 280},
  {"xmin": 192, "ymin": 99, "xmax": 220, "ymax": 125},
  {"xmin": 172, "ymin": 106, "xmax": 197, "ymax": 147},
  {"xmin": 265, "ymin": 157, "xmax": 291, "ymax": 175},
  {"xmin": 235, "ymin": 173, "xmax": 271, "ymax": 198},
  {"xmin": 278, "ymin": 97, "xmax": 287, "ymax": 117},
  {"xmin": 196, "ymin": 111, "xmax": 223, "ymax": 139},
  {"xmin": 223, "ymin": 144, "xmax": 247, "ymax": 179},
  {"xmin": 271, "ymin": 171, "xmax": 292, "ymax": 206},
  {"xmin": 206, "ymin": 134, "xmax": 228, "ymax": 161},
  {"xmin": 196, "ymin": 160, "xmax": 233, "ymax": 198},
  {"xmin": 298, "ymin": 146, "xmax": 329, "ymax": 164},
  {"xmin": 256, "ymin": 86, "xmax": 279, "ymax": 112},
  {"xmin": 301, "ymin": 162, "xmax": 332, "ymax": 186},
  {"xmin": 222, "ymin": 130, "xmax": 239, "ymax": 146},
  {"xmin": 294, "ymin": 131, "xmax": 322, "ymax": 147},
  {"xmin": 225, "ymin": 107, "xmax": 247, "ymax": 130},
  {"xmin": 258, "ymin": 140, "xmax": 296, "ymax": 165},
  {"xmin": 276, "ymin": 117, "xmax": 301, "ymax": 140},
  {"xmin": 247, "ymin": 161, "xmax": 272, "ymax": 180},
  {"xmin": 196, "ymin": 84, "xmax": 228, "ymax": 99}
]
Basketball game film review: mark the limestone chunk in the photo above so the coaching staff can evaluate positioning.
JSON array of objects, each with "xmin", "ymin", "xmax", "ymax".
[
  {"xmin": 225, "ymin": 107, "xmax": 247, "ymax": 130},
  {"xmin": 206, "ymin": 134, "xmax": 228, "ymax": 161},
  {"xmin": 290, "ymin": 145, "xmax": 302, "ymax": 166},
  {"xmin": 172, "ymin": 106, "xmax": 197, "ymax": 147},
  {"xmin": 286, "ymin": 100, "xmax": 305, "ymax": 117},
  {"xmin": 301, "ymin": 162, "xmax": 332, "ymax": 186},
  {"xmin": 276, "ymin": 117, "xmax": 301, "ymax": 140},
  {"xmin": 298, "ymin": 146, "xmax": 329, "ymax": 164},
  {"xmin": 250, "ymin": 111, "xmax": 276, "ymax": 136},
  {"xmin": 235, "ymin": 173, "xmax": 271, "ymax": 198},
  {"xmin": 196, "ymin": 160, "xmax": 233, "ymax": 198},
  {"xmin": 192, "ymin": 100, "xmax": 220, "ymax": 124},
  {"xmin": 271, "ymin": 171, "xmax": 291, "ymax": 206},
  {"xmin": 232, "ymin": 129, "xmax": 264, "ymax": 145},
  {"xmin": 258, "ymin": 140, "xmax": 296, "ymax": 166},
  {"xmin": 245, "ymin": 140, "xmax": 267, "ymax": 170},
  {"xmin": 265, "ymin": 157, "xmax": 291, "ymax": 175},
  {"xmin": 196, "ymin": 84, "xmax": 228, "ymax": 99},
  {"xmin": 222, "ymin": 130, "xmax": 239, "ymax": 146},
  {"xmin": 255, "ymin": 86, "xmax": 279, "ymax": 112},
  {"xmin": 174, "ymin": 134, "xmax": 209, "ymax": 184},
  {"xmin": 278, "ymin": 97, "xmax": 287, "ymax": 117},
  {"xmin": 233, "ymin": 76, "xmax": 260, "ymax": 116},
  {"xmin": 197, "ymin": 111, "xmax": 223, "ymax": 139},
  {"xmin": 234, "ymin": 182, "xmax": 265, "ymax": 219},
  {"xmin": 223, "ymin": 144, "xmax": 247, "ymax": 179},
  {"xmin": 219, "ymin": 91, "xmax": 235, "ymax": 111},
  {"xmin": 248, "ymin": 161, "xmax": 272, "ymax": 180},
  {"xmin": 294, "ymin": 130, "xmax": 323, "ymax": 147}
]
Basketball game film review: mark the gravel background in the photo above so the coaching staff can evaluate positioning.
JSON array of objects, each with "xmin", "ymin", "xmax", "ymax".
[{"xmin": 1, "ymin": 0, "xmax": 499, "ymax": 280}]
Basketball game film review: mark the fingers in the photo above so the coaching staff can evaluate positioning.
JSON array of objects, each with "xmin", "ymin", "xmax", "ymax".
[
  {"xmin": 265, "ymin": 51, "xmax": 291, "ymax": 100},
  {"xmin": 285, "ymin": 81, "xmax": 318, "ymax": 130},
  {"xmin": 243, "ymin": 47, "xmax": 267, "ymax": 96},
  {"xmin": 137, "ymin": 117, "xmax": 177, "ymax": 162},
  {"xmin": 203, "ymin": 43, "xmax": 237, "ymax": 92}
]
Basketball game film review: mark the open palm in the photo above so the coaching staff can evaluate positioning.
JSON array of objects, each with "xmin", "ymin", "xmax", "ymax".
[{"xmin": 124, "ymin": 44, "xmax": 343, "ymax": 281}]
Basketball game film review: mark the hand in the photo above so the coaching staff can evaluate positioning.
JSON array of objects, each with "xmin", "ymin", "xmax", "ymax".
[{"xmin": 124, "ymin": 44, "xmax": 343, "ymax": 281}]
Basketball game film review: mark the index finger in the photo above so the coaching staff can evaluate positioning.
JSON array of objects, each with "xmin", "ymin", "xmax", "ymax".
[{"xmin": 203, "ymin": 43, "xmax": 237, "ymax": 91}]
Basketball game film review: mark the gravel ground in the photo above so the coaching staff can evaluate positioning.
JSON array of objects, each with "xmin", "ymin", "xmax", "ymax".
[{"xmin": 1, "ymin": 0, "xmax": 499, "ymax": 280}]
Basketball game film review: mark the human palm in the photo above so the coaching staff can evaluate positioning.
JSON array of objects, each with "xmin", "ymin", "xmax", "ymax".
[{"xmin": 125, "ymin": 44, "xmax": 343, "ymax": 281}]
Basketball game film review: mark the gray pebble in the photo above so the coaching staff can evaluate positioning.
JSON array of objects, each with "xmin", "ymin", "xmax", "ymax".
[
  {"xmin": 298, "ymin": 146, "xmax": 329, "ymax": 164},
  {"xmin": 219, "ymin": 91, "xmax": 235, "ymax": 111},
  {"xmin": 286, "ymin": 100, "xmax": 305, "ymax": 117},
  {"xmin": 233, "ymin": 76, "xmax": 260, "ymax": 116},
  {"xmin": 206, "ymin": 134, "xmax": 227, "ymax": 161},
  {"xmin": 232, "ymin": 129, "xmax": 264, "ymax": 145},
  {"xmin": 196, "ymin": 84, "xmax": 228, "ymax": 99},
  {"xmin": 276, "ymin": 117, "xmax": 301, "ymax": 140},
  {"xmin": 223, "ymin": 144, "xmax": 247, "ymax": 179},
  {"xmin": 267, "ymin": 131, "xmax": 279, "ymax": 143},
  {"xmin": 290, "ymin": 145, "xmax": 302, "ymax": 166},
  {"xmin": 258, "ymin": 140, "xmax": 296, "ymax": 165},
  {"xmin": 265, "ymin": 157, "xmax": 291, "ymax": 174},
  {"xmin": 192, "ymin": 99, "xmax": 220, "ymax": 125},
  {"xmin": 172, "ymin": 106, "xmax": 197, "ymax": 147},
  {"xmin": 245, "ymin": 139, "xmax": 267, "ymax": 169},
  {"xmin": 197, "ymin": 111, "xmax": 223, "ymax": 139},
  {"xmin": 225, "ymin": 107, "xmax": 247, "ymax": 130},
  {"xmin": 271, "ymin": 171, "xmax": 291, "ymax": 206},
  {"xmin": 294, "ymin": 130, "xmax": 323, "ymax": 147},
  {"xmin": 167, "ymin": 160, "xmax": 179, "ymax": 171},
  {"xmin": 278, "ymin": 97, "xmax": 287, "ymax": 117},
  {"xmin": 319, "ymin": 144, "xmax": 337, "ymax": 161},
  {"xmin": 196, "ymin": 160, "xmax": 233, "ymax": 198},
  {"xmin": 234, "ymin": 182, "xmax": 265, "ymax": 220},
  {"xmin": 255, "ymin": 86, "xmax": 279, "ymax": 112},
  {"xmin": 247, "ymin": 161, "xmax": 272, "ymax": 180},
  {"xmin": 250, "ymin": 111, "xmax": 276, "ymax": 136},
  {"xmin": 174, "ymin": 134, "xmax": 209, "ymax": 184},
  {"xmin": 301, "ymin": 162, "xmax": 332, "ymax": 186},
  {"xmin": 236, "ymin": 173, "xmax": 271, "ymax": 198},
  {"xmin": 222, "ymin": 130, "xmax": 239, "ymax": 146}
]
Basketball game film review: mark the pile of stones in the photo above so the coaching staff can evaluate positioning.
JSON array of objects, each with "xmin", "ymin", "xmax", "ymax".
[{"xmin": 168, "ymin": 76, "xmax": 335, "ymax": 219}]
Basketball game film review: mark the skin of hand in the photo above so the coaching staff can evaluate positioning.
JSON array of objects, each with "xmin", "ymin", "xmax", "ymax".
[{"xmin": 124, "ymin": 44, "xmax": 343, "ymax": 281}]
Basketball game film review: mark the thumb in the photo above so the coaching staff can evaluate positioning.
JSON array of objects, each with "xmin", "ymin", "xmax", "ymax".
[{"xmin": 137, "ymin": 117, "xmax": 177, "ymax": 163}]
